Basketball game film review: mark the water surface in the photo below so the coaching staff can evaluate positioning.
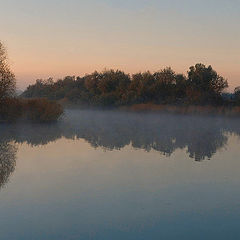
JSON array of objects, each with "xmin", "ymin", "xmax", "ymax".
[{"xmin": 0, "ymin": 110, "xmax": 240, "ymax": 239}]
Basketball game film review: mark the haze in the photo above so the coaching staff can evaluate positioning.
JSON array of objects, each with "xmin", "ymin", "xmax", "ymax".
[{"xmin": 0, "ymin": 0, "xmax": 239, "ymax": 90}]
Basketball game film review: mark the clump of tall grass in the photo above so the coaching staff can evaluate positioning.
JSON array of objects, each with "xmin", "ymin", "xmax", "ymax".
[
  {"xmin": 24, "ymin": 98, "xmax": 63, "ymax": 122},
  {"xmin": 0, "ymin": 98, "xmax": 63, "ymax": 123},
  {"xmin": 120, "ymin": 103, "xmax": 240, "ymax": 117}
]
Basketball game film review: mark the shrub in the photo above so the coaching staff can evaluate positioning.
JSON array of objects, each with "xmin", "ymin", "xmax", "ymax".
[
  {"xmin": 24, "ymin": 98, "xmax": 63, "ymax": 122},
  {"xmin": 0, "ymin": 98, "xmax": 63, "ymax": 123},
  {"xmin": 0, "ymin": 98, "xmax": 23, "ymax": 122}
]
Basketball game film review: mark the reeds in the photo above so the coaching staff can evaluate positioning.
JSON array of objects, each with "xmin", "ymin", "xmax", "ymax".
[
  {"xmin": 120, "ymin": 103, "xmax": 240, "ymax": 117},
  {"xmin": 0, "ymin": 98, "xmax": 63, "ymax": 123}
]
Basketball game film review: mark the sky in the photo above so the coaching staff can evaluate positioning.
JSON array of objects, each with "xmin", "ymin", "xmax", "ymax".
[{"xmin": 0, "ymin": 0, "xmax": 239, "ymax": 90}]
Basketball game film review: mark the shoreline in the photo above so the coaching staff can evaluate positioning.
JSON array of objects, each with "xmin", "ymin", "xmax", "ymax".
[{"xmin": 60, "ymin": 102, "xmax": 240, "ymax": 117}]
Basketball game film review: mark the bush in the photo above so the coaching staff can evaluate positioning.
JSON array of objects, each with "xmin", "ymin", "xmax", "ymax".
[
  {"xmin": 0, "ymin": 98, "xmax": 63, "ymax": 123},
  {"xmin": 24, "ymin": 98, "xmax": 63, "ymax": 122},
  {"xmin": 0, "ymin": 98, "xmax": 23, "ymax": 122}
]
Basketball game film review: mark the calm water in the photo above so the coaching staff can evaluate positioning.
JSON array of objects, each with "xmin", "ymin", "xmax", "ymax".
[{"xmin": 0, "ymin": 110, "xmax": 240, "ymax": 240}]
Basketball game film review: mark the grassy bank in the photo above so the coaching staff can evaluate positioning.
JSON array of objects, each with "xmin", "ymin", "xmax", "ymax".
[
  {"xmin": 57, "ymin": 100, "xmax": 240, "ymax": 117},
  {"xmin": 119, "ymin": 103, "xmax": 240, "ymax": 117}
]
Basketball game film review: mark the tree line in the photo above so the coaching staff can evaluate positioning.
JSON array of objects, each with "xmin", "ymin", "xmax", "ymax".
[
  {"xmin": 2, "ymin": 39, "xmax": 240, "ymax": 120},
  {"xmin": 21, "ymin": 64, "xmax": 240, "ymax": 107}
]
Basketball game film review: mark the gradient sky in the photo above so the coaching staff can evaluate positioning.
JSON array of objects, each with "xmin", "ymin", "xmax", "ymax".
[{"xmin": 0, "ymin": 0, "xmax": 239, "ymax": 90}]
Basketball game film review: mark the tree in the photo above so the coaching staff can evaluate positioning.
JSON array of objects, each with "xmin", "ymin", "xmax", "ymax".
[
  {"xmin": 175, "ymin": 74, "xmax": 187, "ymax": 99},
  {"xmin": 187, "ymin": 63, "xmax": 228, "ymax": 104},
  {"xmin": 152, "ymin": 68, "xmax": 177, "ymax": 102},
  {"xmin": 187, "ymin": 63, "xmax": 228, "ymax": 94},
  {"xmin": 84, "ymin": 71, "xmax": 101, "ymax": 95},
  {"xmin": 0, "ymin": 42, "xmax": 16, "ymax": 100},
  {"xmin": 234, "ymin": 87, "xmax": 240, "ymax": 105},
  {"xmin": 20, "ymin": 63, "xmax": 230, "ymax": 107}
]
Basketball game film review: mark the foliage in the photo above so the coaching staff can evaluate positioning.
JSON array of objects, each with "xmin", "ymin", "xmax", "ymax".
[
  {"xmin": 0, "ymin": 41, "xmax": 63, "ymax": 123},
  {"xmin": 24, "ymin": 98, "xmax": 63, "ymax": 122},
  {"xmin": 0, "ymin": 42, "xmax": 16, "ymax": 100},
  {"xmin": 234, "ymin": 87, "xmax": 240, "ymax": 105},
  {"xmin": 0, "ymin": 98, "xmax": 63, "ymax": 123},
  {"xmin": 186, "ymin": 64, "xmax": 228, "ymax": 104},
  {"xmin": 21, "ymin": 64, "xmax": 231, "ymax": 107}
]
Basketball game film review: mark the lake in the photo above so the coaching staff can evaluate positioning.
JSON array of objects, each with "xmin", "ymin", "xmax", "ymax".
[{"xmin": 0, "ymin": 110, "xmax": 240, "ymax": 240}]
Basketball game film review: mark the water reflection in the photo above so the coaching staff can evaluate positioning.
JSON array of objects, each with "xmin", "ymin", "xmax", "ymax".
[
  {"xmin": 0, "ymin": 141, "xmax": 16, "ymax": 189},
  {"xmin": 0, "ymin": 110, "xmax": 240, "ymax": 163},
  {"xmin": 1, "ymin": 110, "xmax": 240, "ymax": 240}
]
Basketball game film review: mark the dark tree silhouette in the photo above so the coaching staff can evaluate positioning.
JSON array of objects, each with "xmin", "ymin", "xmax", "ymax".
[
  {"xmin": 21, "ymin": 64, "xmax": 232, "ymax": 107},
  {"xmin": 186, "ymin": 64, "xmax": 228, "ymax": 104},
  {"xmin": 234, "ymin": 86, "xmax": 240, "ymax": 105},
  {"xmin": 0, "ymin": 41, "xmax": 16, "ymax": 100}
]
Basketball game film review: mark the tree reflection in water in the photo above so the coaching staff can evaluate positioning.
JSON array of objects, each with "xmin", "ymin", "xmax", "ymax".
[
  {"xmin": 0, "ymin": 140, "xmax": 17, "ymax": 189},
  {"xmin": 1, "ymin": 110, "xmax": 240, "ymax": 187},
  {"xmin": 0, "ymin": 110, "xmax": 240, "ymax": 161}
]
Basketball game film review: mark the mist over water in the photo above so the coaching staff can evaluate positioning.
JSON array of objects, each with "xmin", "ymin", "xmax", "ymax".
[
  {"xmin": 1, "ymin": 110, "xmax": 240, "ymax": 161},
  {"xmin": 0, "ymin": 110, "xmax": 240, "ymax": 239}
]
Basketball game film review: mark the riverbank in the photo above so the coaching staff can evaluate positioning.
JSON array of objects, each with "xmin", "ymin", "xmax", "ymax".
[
  {"xmin": 59, "ymin": 100, "xmax": 240, "ymax": 117},
  {"xmin": 119, "ymin": 104, "xmax": 240, "ymax": 117}
]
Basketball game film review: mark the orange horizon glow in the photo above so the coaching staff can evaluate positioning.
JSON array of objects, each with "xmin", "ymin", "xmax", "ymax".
[
  {"xmin": 1, "ymin": 0, "xmax": 239, "ymax": 91},
  {"xmin": 12, "ymin": 60, "xmax": 239, "ymax": 92}
]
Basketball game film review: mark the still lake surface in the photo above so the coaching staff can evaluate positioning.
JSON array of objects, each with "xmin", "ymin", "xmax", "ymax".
[{"xmin": 0, "ymin": 110, "xmax": 240, "ymax": 240}]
